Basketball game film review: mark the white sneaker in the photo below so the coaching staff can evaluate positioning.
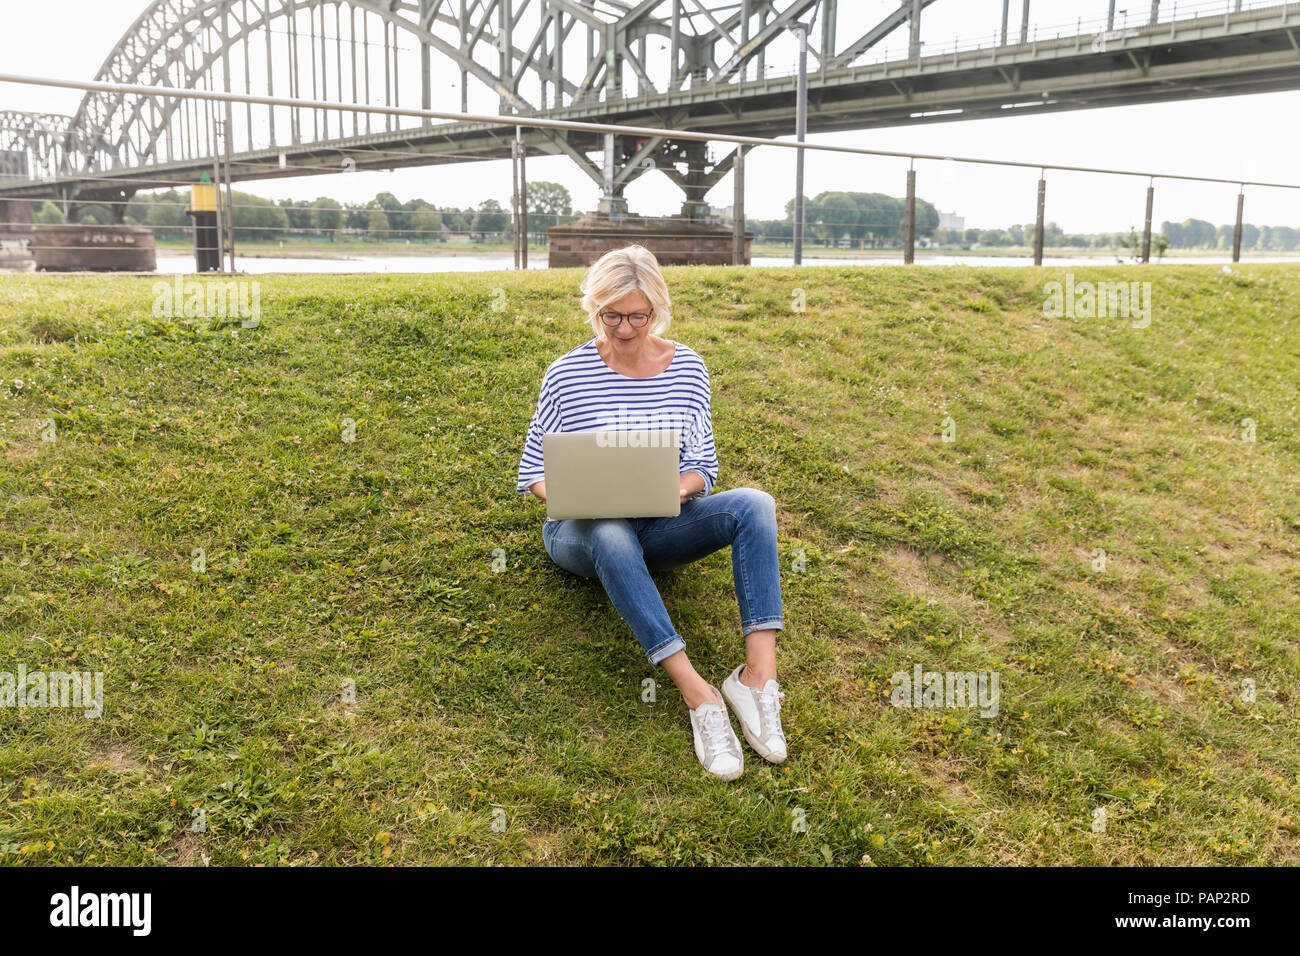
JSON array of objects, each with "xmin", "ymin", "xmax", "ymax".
[
  {"xmin": 722, "ymin": 664, "xmax": 787, "ymax": 763},
  {"xmin": 688, "ymin": 687, "xmax": 744, "ymax": 781}
]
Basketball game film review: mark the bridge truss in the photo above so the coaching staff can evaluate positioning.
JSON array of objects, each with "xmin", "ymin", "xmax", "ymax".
[{"xmin": 1, "ymin": 0, "xmax": 1299, "ymax": 212}]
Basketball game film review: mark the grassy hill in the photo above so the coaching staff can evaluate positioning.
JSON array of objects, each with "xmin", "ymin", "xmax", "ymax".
[{"xmin": 0, "ymin": 263, "xmax": 1296, "ymax": 865}]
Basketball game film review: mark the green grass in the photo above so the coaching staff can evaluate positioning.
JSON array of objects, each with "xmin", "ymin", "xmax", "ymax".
[{"xmin": 0, "ymin": 263, "xmax": 1297, "ymax": 866}]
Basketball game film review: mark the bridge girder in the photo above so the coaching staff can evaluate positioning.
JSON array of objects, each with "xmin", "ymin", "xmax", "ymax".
[
  {"xmin": 0, "ymin": 112, "xmax": 76, "ymax": 181},
  {"xmin": 3, "ymin": 2, "xmax": 1299, "ymax": 210},
  {"xmin": 0, "ymin": 0, "xmax": 940, "ymax": 206},
  {"xmin": 60, "ymin": 0, "xmax": 866, "ymax": 175}
]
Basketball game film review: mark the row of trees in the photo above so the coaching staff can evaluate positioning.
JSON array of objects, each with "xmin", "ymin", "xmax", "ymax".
[
  {"xmin": 919, "ymin": 219, "xmax": 1300, "ymax": 251},
  {"xmin": 932, "ymin": 223, "xmax": 1084, "ymax": 248},
  {"xmin": 741, "ymin": 197, "xmax": 1300, "ymax": 252},
  {"xmin": 1161, "ymin": 218, "xmax": 1300, "ymax": 251},
  {"xmin": 745, "ymin": 205, "xmax": 1100, "ymax": 250},
  {"xmin": 36, "ymin": 185, "xmax": 1300, "ymax": 251},
  {"xmin": 34, "ymin": 184, "xmax": 577, "ymax": 242},
  {"xmin": 746, "ymin": 191, "xmax": 940, "ymax": 245}
]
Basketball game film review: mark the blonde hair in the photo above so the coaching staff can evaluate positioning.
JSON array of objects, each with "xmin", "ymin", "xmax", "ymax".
[{"xmin": 579, "ymin": 244, "xmax": 672, "ymax": 340}]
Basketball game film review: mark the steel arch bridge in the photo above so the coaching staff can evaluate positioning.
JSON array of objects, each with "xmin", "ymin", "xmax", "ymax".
[
  {"xmin": 3, "ymin": 0, "xmax": 1300, "ymax": 211},
  {"xmin": 13, "ymin": 0, "xmax": 851, "ymax": 201}
]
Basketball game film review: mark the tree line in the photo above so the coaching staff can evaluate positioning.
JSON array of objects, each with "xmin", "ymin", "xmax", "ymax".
[
  {"xmin": 31, "ymin": 184, "xmax": 577, "ymax": 242},
  {"xmin": 744, "ymin": 191, "xmax": 941, "ymax": 245},
  {"xmin": 919, "ymin": 218, "xmax": 1300, "ymax": 251},
  {"xmin": 1160, "ymin": 218, "xmax": 1300, "ymax": 251},
  {"xmin": 743, "ymin": 195, "xmax": 1300, "ymax": 251},
  {"xmin": 31, "ymin": 185, "xmax": 1300, "ymax": 251}
]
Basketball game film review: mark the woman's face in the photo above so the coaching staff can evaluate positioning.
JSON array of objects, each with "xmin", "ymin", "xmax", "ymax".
[{"xmin": 599, "ymin": 289, "xmax": 655, "ymax": 351}]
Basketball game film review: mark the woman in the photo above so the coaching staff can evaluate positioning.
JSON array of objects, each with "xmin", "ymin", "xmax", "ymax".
[{"xmin": 516, "ymin": 244, "xmax": 787, "ymax": 781}]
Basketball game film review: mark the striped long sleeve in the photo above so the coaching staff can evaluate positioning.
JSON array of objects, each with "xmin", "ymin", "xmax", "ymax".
[
  {"xmin": 516, "ymin": 377, "xmax": 560, "ymax": 493},
  {"xmin": 678, "ymin": 367, "xmax": 718, "ymax": 497},
  {"xmin": 515, "ymin": 339, "xmax": 719, "ymax": 500}
]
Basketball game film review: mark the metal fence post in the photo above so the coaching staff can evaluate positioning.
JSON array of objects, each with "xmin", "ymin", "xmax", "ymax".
[
  {"xmin": 511, "ymin": 125, "xmax": 527, "ymax": 269},
  {"xmin": 514, "ymin": 133, "xmax": 520, "ymax": 269},
  {"xmin": 1232, "ymin": 188, "xmax": 1244, "ymax": 263},
  {"xmin": 212, "ymin": 120, "xmax": 224, "ymax": 274},
  {"xmin": 733, "ymin": 145, "xmax": 746, "ymax": 266},
  {"xmin": 1034, "ymin": 174, "xmax": 1046, "ymax": 266},
  {"xmin": 511, "ymin": 126, "xmax": 521, "ymax": 269},
  {"xmin": 904, "ymin": 165, "xmax": 916, "ymax": 265},
  {"xmin": 1142, "ymin": 180, "xmax": 1154, "ymax": 263},
  {"xmin": 792, "ymin": 21, "xmax": 809, "ymax": 266},
  {"xmin": 222, "ymin": 119, "xmax": 235, "ymax": 271}
]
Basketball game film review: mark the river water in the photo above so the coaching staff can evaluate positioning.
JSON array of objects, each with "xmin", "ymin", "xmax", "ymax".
[{"xmin": 153, "ymin": 251, "xmax": 1298, "ymax": 274}]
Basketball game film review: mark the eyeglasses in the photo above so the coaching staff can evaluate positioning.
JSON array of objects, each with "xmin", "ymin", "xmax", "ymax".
[{"xmin": 599, "ymin": 308, "xmax": 654, "ymax": 328}]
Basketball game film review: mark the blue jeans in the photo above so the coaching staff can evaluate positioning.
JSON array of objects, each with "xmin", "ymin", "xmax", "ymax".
[{"xmin": 542, "ymin": 487, "xmax": 784, "ymax": 666}]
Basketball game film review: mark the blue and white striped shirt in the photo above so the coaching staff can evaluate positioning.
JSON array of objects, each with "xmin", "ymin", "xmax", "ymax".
[{"xmin": 516, "ymin": 339, "xmax": 719, "ymax": 500}]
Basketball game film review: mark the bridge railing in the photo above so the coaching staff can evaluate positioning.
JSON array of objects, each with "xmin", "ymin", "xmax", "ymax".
[
  {"xmin": 654, "ymin": 0, "xmax": 1297, "ymax": 93},
  {"xmin": 499, "ymin": 0, "xmax": 1296, "ymax": 111},
  {"xmin": 544, "ymin": 0, "xmax": 1295, "ymax": 107}
]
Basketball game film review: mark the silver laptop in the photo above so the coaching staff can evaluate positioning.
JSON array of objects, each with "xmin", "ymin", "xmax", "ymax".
[{"xmin": 543, "ymin": 430, "xmax": 681, "ymax": 520}]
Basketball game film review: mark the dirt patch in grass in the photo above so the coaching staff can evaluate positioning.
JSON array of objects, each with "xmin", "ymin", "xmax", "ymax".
[
  {"xmin": 2, "ymin": 419, "xmax": 48, "ymax": 460},
  {"xmin": 1248, "ymin": 550, "xmax": 1297, "ymax": 573},
  {"xmin": 926, "ymin": 756, "xmax": 975, "ymax": 804},
  {"xmin": 881, "ymin": 545, "xmax": 1014, "ymax": 645},
  {"xmin": 167, "ymin": 831, "xmax": 210, "ymax": 867},
  {"xmin": 87, "ymin": 748, "xmax": 146, "ymax": 773},
  {"xmin": 1134, "ymin": 668, "xmax": 1190, "ymax": 707},
  {"xmin": 884, "ymin": 545, "xmax": 945, "ymax": 593}
]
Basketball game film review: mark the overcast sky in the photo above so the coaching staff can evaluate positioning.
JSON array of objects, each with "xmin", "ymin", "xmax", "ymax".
[{"xmin": 3, "ymin": 0, "xmax": 1299, "ymax": 232}]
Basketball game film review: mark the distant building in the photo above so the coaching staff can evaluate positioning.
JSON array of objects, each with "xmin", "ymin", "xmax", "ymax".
[{"xmin": 938, "ymin": 211, "xmax": 965, "ymax": 232}]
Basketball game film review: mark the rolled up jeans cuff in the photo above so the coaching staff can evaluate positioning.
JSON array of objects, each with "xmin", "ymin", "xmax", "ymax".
[
  {"xmin": 742, "ymin": 618, "xmax": 784, "ymax": 638},
  {"xmin": 646, "ymin": 635, "xmax": 686, "ymax": 667}
]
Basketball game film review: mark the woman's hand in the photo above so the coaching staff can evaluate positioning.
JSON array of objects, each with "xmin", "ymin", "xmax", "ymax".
[
  {"xmin": 679, "ymin": 470, "xmax": 705, "ymax": 504},
  {"xmin": 529, "ymin": 480, "xmax": 547, "ymax": 503}
]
